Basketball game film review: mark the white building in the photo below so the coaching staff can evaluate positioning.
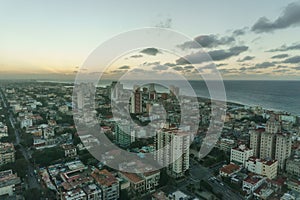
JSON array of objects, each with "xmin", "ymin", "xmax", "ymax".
[
  {"xmin": 275, "ymin": 133, "xmax": 292, "ymax": 170},
  {"xmin": 230, "ymin": 144, "xmax": 253, "ymax": 166},
  {"xmin": 155, "ymin": 128, "xmax": 190, "ymax": 178},
  {"xmin": 245, "ymin": 157, "xmax": 278, "ymax": 179},
  {"xmin": 242, "ymin": 175, "xmax": 266, "ymax": 195}
]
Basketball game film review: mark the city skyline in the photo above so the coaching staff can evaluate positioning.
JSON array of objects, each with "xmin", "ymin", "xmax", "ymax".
[{"xmin": 1, "ymin": 0, "xmax": 300, "ymax": 80}]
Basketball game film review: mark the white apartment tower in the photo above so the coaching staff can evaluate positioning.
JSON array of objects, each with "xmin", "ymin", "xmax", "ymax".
[
  {"xmin": 275, "ymin": 133, "xmax": 292, "ymax": 170},
  {"xmin": 155, "ymin": 128, "xmax": 190, "ymax": 178}
]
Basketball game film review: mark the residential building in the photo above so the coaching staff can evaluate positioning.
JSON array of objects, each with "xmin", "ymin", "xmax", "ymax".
[
  {"xmin": 260, "ymin": 132, "xmax": 276, "ymax": 160},
  {"xmin": 0, "ymin": 122, "xmax": 8, "ymax": 139},
  {"xmin": 83, "ymin": 184, "xmax": 102, "ymax": 200},
  {"xmin": 61, "ymin": 144, "xmax": 77, "ymax": 158},
  {"xmin": 0, "ymin": 170, "xmax": 21, "ymax": 197},
  {"xmin": 0, "ymin": 143, "xmax": 15, "ymax": 166},
  {"xmin": 219, "ymin": 163, "xmax": 241, "ymax": 177},
  {"xmin": 230, "ymin": 144, "xmax": 253, "ymax": 166},
  {"xmin": 91, "ymin": 169, "xmax": 119, "ymax": 200},
  {"xmin": 130, "ymin": 87, "xmax": 142, "ymax": 114},
  {"xmin": 286, "ymin": 158, "xmax": 300, "ymax": 177},
  {"xmin": 249, "ymin": 128, "xmax": 263, "ymax": 158},
  {"xmin": 242, "ymin": 175, "xmax": 266, "ymax": 195},
  {"xmin": 115, "ymin": 122, "xmax": 135, "ymax": 148},
  {"xmin": 119, "ymin": 170, "xmax": 160, "ymax": 195},
  {"xmin": 275, "ymin": 133, "xmax": 292, "ymax": 170},
  {"xmin": 155, "ymin": 128, "xmax": 190, "ymax": 178},
  {"xmin": 245, "ymin": 157, "xmax": 278, "ymax": 179}
]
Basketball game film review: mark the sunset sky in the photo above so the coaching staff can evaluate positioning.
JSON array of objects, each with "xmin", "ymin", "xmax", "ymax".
[{"xmin": 1, "ymin": 0, "xmax": 300, "ymax": 80}]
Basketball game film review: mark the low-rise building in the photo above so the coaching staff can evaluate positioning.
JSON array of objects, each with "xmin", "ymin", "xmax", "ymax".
[
  {"xmin": 0, "ymin": 170, "xmax": 21, "ymax": 197},
  {"xmin": 91, "ymin": 169, "xmax": 119, "ymax": 200},
  {"xmin": 119, "ymin": 170, "xmax": 160, "ymax": 195},
  {"xmin": 245, "ymin": 157, "xmax": 278, "ymax": 179},
  {"xmin": 61, "ymin": 144, "xmax": 77, "ymax": 158},
  {"xmin": 230, "ymin": 144, "xmax": 253, "ymax": 166},
  {"xmin": 242, "ymin": 175, "xmax": 266, "ymax": 195},
  {"xmin": 286, "ymin": 158, "xmax": 300, "ymax": 177},
  {"xmin": 219, "ymin": 163, "xmax": 241, "ymax": 177},
  {"xmin": 0, "ymin": 142, "xmax": 15, "ymax": 166}
]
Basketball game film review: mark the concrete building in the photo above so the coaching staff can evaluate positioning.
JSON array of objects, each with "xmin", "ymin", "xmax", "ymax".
[
  {"xmin": 242, "ymin": 175, "xmax": 266, "ymax": 195},
  {"xmin": 91, "ymin": 169, "xmax": 119, "ymax": 200},
  {"xmin": 0, "ymin": 170, "xmax": 21, "ymax": 197},
  {"xmin": 0, "ymin": 143, "xmax": 15, "ymax": 166},
  {"xmin": 119, "ymin": 170, "xmax": 160, "ymax": 195},
  {"xmin": 115, "ymin": 122, "xmax": 135, "ymax": 148},
  {"xmin": 61, "ymin": 144, "xmax": 77, "ymax": 158},
  {"xmin": 230, "ymin": 144, "xmax": 253, "ymax": 166},
  {"xmin": 275, "ymin": 133, "xmax": 292, "ymax": 170},
  {"xmin": 249, "ymin": 128, "xmax": 263, "ymax": 158},
  {"xmin": 260, "ymin": 132, "xmax": 276, "ymax": 160},
  {"xmin": 130, "ymin": 87, "xmax": 142, "ymax": 114},
  {"xmin": 155, "ymin": 128, "xmax": 190, "ymax": 178},
  {"xmin": 286, "ymin": 158, "xmax": 300, "ymax": 177},
  {"xmin": 83, "ymin": 184, "xmax": 102, "ymax": 200},
  {"xmin": 245, "ymin": 157, "xmax": 278, "ymax": 179}
]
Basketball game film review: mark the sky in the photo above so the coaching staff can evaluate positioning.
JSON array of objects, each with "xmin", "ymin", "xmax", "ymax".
[{"xmin": 1, "ymin": 0, "xmax": 300, "ymax": 80}]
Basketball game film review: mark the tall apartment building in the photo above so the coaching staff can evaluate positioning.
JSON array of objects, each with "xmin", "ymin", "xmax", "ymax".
[
  {"xmin": 155, "ymin": 128, "xmax": 190, "ymax": 178},
  {"xmin": 0, "ymin": 143, "xmax": 15, "ymax": 166},
  {"xmin": 275, "ymin": 133, "xmax": 292, "ymax": 170},
  {"xmin": 230, "ymin": 144, "xmax": 253, "ymax": 166},
  {"xmin": 249, "ymin": 116, "xmax": 292, "ymax": 171},
  {"xmin": 130, "ymin": 87, "xmax": 142, "ymax": 114},
  {"xmin": 249, "ymin": 129, "xmax": 263, "ymax": 157},
  {"xmin": 260, "ymin": 132, "xmax": 276, "ymax": 160},
  {"xmin": 115, "ymin": 122, "xmax": 135, "ymax": 148}
]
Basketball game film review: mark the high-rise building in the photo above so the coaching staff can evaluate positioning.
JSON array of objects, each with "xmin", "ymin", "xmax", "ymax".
[
  {"xmin": 275, "ymin": 133, "xmax": 292, "ymax": 170},
  {"xmin": 249, "ymin": 129, "xmax": 263, "ymax": 157},
  {"xmin": 155, "ymin": 128, "xmax": 190, "ymax": 178},
  {"xmin": 115, "ymin": 122, "xmax": 135, "ymax": 148},
  {"xmin": 249, "ymin": 116, "xmax": 292, "ymax": 171},
  {"xmin": 130, "ymin": 87, "xmax": 142, "ymax": 114},
  {"xmin": 260, "ymin": 132, "xmax": 276, "ymax": 160}
]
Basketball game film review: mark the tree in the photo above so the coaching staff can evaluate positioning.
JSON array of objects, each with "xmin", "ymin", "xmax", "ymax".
[{"xmin": 32, "ymin": 147, "xmax": 64, "ymax": 166}]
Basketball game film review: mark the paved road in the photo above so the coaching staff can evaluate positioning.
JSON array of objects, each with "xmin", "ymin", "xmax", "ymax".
[
  {"xmin": 189, "ymin": 159, "xmax": 242, "ymax": 200},
  {"xmin": 0, "ymin": 89, "xmax": 40, "ymax": 189}
]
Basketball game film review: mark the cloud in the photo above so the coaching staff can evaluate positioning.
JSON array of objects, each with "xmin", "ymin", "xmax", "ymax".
[
  {"xmin": 267, "ymin": 43, "xmax": 300, "ymax": 52},
  {"xmin": 163, "ymin": 62, "xmax": 176, "ymax": 67},
  {"xmin": 271, "ymin": 54, "xmax": 289, "ymax": 59},
  {"xmin": 155, "ymin": 18, "xmax": 172, "ymax": 28},
  {"xmin": 140, "ymin": 48, "xmax": 160, "ymax": 56},
  {"xmin": 251, "ymin": 2, "xmax": 300, "ymax": 33},
  {"xmin": 130, "ymin": 54, "xmax": 143, "ymax": 58},
  {"xmin": 216, "ymin": 63, "xmax": 228, "ymax": 67},
  {"xmin": 144, "ymin": 61, "xmax": 160, "ymax": 66},
  {"xmin": 184, "ymin": 65, "xmax": 195, "ymax": 69},
  {"xmin": 255, "ymin": 62, "xmax": 275, "ymax": 68},
  {"xmin": 283, "ymin": 56, "xmax": 300, "ymax": 63},
  {"xmin": 176, "ymin": 45, "xmax": 248, "ymax": 65},
  {"xmin": 119, "ymin": 65, "xmax": 130, "ymax": 70},
  {"xmin": 294, "ymin": 66, "xmax": 300, "ymax": 70},
  {"xmin": 178, "ymin": 34, "xmax": 235, "ymax": 49},
  {"xmin": 232, "ymin": 27, "xmax": 248, "ymax": 36},
  {"xmin": 172, "ymin": 66, "xmax": 184, "ymax": 71},
  {"xmin": 152, "ymin": 65, "xmax": 168, "ymax": 71},
  {"xmin": 276, "ymin": 65, "xmax": 288, "ymax": 69},
  {"xmin": 209, "ymin": 46, "xmax": 249, "ymax": 61},
  {"xmin": 273, "ymin": 69, "xmax": 289, "ymax": 73},
  {"xmin": 237, "ymin": 56, "xmax": 255, "ymax": 62}
]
